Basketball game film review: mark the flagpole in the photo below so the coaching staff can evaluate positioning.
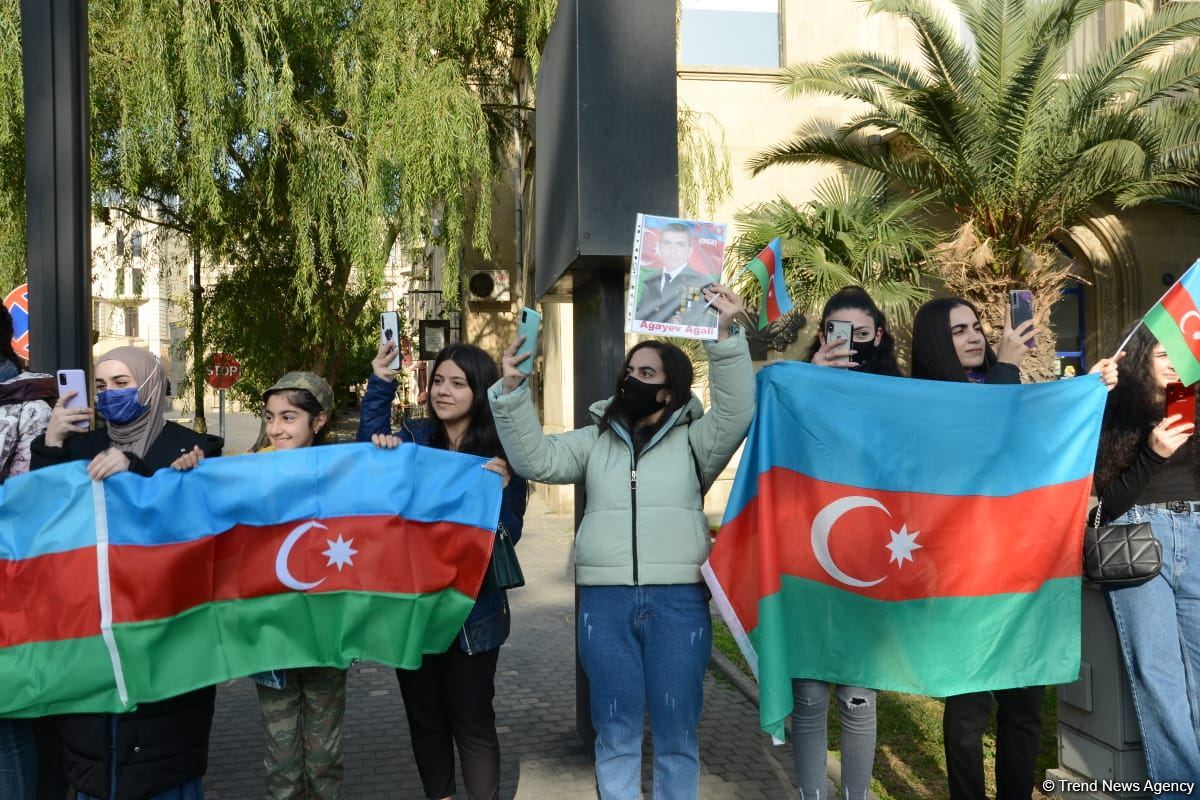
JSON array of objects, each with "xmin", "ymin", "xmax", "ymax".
[{"xmin": 1110, "ymin": 320, "xmax": 1143, "ymax": 360}]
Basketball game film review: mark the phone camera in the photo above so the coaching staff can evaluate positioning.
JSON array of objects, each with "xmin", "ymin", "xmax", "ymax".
[{"xmin": 58, "ymin": 374, "xmax": 66, "ymax": 386}]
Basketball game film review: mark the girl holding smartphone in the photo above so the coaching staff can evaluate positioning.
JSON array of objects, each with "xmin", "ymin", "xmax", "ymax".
[
  {"xmin": 1094, "ymin": 323, "xmax": 1200, "ymax": 785},
  {"xmin": 357, "ymin": 341, "xmax": 525, "ymax": 800},
  {"xmin": 489, "ymin": 285, "xmax": 754, "ymax": 800},
  {"xmin": 795, "ymin": 286, "xmax": 901, "ymax": 799}
]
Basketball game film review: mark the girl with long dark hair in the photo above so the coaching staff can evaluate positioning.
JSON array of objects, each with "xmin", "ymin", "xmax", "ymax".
[
  {"xmin": 793, "ymin": 286, "xmax": 898, "ymax": 799},
  {"xmin": 1094, "ymin": 322, "xmax": 1200, "ymax": 784},
  {"xmin": 357, "ymin": 342, "xmax": 526, "ymax": 800},
  {"xmin": 489, "ymin": 285, "xmax": 754, "ymax": 799}
]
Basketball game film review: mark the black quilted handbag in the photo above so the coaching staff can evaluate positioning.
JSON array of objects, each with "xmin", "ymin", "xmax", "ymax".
[{"xmin": 1083, "ymin": 502, "xmax": 1162, "ymax": 587}]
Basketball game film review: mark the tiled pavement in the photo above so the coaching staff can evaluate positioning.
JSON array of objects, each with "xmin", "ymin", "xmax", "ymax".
[{"xmin": 204, "ymin": 494, "xmax": 802, "ymax": 799}]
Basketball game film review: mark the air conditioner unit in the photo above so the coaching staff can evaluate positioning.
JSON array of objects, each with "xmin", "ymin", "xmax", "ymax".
[{"xmin": 465, "ymin": 269, "xmax": 511, "ymax": 304}]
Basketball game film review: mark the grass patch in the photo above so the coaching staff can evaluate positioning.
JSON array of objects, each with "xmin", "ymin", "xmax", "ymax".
[{"xmin": 710, "ymin": 618, "xmax": 1057, "ymax": 799}]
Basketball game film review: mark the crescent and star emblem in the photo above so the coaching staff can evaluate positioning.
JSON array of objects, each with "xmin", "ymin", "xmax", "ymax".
[
  {"xmin": 275, "ymin": 520, "xmax": 359, "ymax": 592},
  {"xmin": 810, "ymin": 496, "xmax": 922, "ymax": 588},
  {"xmin": 1180, "ymin": 310, "xmax": 1200, "ymax": 342}
]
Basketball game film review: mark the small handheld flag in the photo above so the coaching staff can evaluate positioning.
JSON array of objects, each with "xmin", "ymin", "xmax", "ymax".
[
  {"xmin": 1144, "ymin": 259, "xmax": 1200, "ymax": 386},
  {"xmin": 743, "ymin": 238, "xmax": 793, "ymax": 330}
]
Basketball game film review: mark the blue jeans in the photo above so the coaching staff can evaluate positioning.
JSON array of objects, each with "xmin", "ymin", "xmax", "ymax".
[
  {"xmin": 1106, "ymin": 505, "xmax": 1200, "ymax": 790},
  {"xmin": 578, "ymin": 584, "xmax": 710, "ymax": 800},
  {"xmin": 0, "ymin": 719, "xmax": 35, "ymax": 800}
]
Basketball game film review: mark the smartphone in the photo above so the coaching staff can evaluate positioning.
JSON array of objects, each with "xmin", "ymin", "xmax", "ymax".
[
  {"xmin": 1009, "ymin": 289, "xmax": 1035, "ymax": 347},
  {"xmin": 826, "ymin": 320, "xmax": 854, "ymax": 361},
  {"xmin": 56, "ymin": 369, "xmax": 90, "ymax": 431},
  {"xmin": 1165, "ymin": 382, "xmax": 1196, "ymax": 427},
  {"xmin": 514, "ymin": 307, "xmax": 541, "ymax": 376},
  {"xmin": 379, "ymin": 311, "xmax": 401, "ymax": 370}
]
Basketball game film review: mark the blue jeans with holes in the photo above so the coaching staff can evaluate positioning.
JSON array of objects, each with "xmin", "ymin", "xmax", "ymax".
[
  {"xmin": 791, "ymin": 681, "xmax": 876, "ymax": 800},
  {"xmin": 0, "ymin": 719, "xmax": 35, "ymax": 800},
  {"xmin": 1105, "ymin": 505, "xmax": 1200, "ymax": 790},
  {"xmin": 578, "ymin": 584, "xmax": 710, "ymax": 800}
]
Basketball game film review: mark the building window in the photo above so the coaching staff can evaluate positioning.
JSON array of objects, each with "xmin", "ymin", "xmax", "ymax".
[
  {"xmin": 124, "ymin": 306, "xmax": 139, "ymax": 339},
  {"xmin": 680, "ymin": 0, "xmax": 780, "ymax": 69},
  {"xmin": 131, "ymin": 230, "xmax": 142, "ymax": 259},
  {"xmin": 116, "ymin": 229, "xmax": 125, "ymax": 257}
]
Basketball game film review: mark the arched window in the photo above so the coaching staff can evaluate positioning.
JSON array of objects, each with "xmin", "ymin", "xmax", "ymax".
[
  {"xmin": 131, "ymin": 230, "xmax": 142, "ymax": 259},
  {"xmin": 116, "ymin": 229, "xmax": 125, "ymax": 256}
]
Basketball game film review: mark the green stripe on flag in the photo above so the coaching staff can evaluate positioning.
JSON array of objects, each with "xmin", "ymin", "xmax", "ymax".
[
  {"xmin": 0, "ymin": 635, "xmax": 125, "ymax": 718},
  {"xmin": 749, "ymin": 576, "xmax": 1081, "ymax": 740},
  {"xmin": 744, "ymin": 258, "xmax": 770, "ymax": 329},
  {"xmin": 1146, "ymin": 304, "xmax": 1200, "ymax": 385},
  {"xmin": 0, "ymin": 588, "xmax": 476, "ymax": 717}
]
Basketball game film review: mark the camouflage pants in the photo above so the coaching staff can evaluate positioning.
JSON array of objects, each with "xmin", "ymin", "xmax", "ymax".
[{"xmin": 255, "ymin": 667, "xmax": 347, "ymax": 800}]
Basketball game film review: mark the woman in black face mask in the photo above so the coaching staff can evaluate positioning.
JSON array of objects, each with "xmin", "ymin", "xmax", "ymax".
[
  {"xmin": 489, "ymin": 284, "xmax": 755, "ymax": 799},
  {"xmin": 791, "ymin": 286, "xmax": 899, "ymax": 799}
]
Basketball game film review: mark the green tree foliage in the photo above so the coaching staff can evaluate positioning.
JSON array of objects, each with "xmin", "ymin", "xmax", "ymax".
[
  {"xmin": 0, "ymin": 0, "xmax": 555, "ymax": 394},
  {"xmin": 729, "ymin": 171, "xmax": 939, "ymax": 338},
  {"xmin": 749, "ymin": 0, "xmax": 1200, "ymax": 373}
]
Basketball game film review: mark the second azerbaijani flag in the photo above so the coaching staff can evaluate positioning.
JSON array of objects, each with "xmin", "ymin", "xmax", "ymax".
[
  {"xmin": 702, "ymin": 363, "xmax": 1107, "ymax": 740},
  {"xmin": 743, "ymin": 238, "xmax": 792, "ymax": 329},
  {"xmin": 1145, "ymin": 258, "xmax": 1200, "ymax": 386},
  {"xmin": 0, "ymin": 443, "xmax": 501, "ymax": 717}
]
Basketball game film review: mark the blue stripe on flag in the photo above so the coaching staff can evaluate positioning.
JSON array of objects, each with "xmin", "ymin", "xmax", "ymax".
[
  {"xmin": 0, "ymin": 463, "xmax": 95, "ymax": 560},
  {"xmin": 4, "ymin": 443, "xmax": 502, "ymax": 558},
  {"xmin": 722, "ymin": 362, "xmax": 1107, "ymax": 524}
]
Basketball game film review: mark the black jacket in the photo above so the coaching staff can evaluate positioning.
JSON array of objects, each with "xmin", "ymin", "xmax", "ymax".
[{"xmin": 31, "ymin": 421, "xmax": 223, "ymax": 800}]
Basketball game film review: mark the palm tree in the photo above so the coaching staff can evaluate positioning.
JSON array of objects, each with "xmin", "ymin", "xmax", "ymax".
[
  {"xmin": 729, "ymin": 170, "xmax": 940, "ymax": 350},
  {"xmin": 750, "ymin": 0, "xmax": 1200, "ymax": 376}
]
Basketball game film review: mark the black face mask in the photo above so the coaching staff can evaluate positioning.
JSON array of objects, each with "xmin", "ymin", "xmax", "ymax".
[
  {"xmin": 850, "ymin": 338, "xmax": 878, "ymax": 369},
  {"xmin": 618, "ymin": 375, "xmax": 668, "ymax": 421}
]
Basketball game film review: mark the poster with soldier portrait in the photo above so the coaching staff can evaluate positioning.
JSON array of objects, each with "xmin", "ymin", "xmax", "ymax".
[{"xmin": 625, "ymin": 214, "xmax": 727, "ymax": 340}]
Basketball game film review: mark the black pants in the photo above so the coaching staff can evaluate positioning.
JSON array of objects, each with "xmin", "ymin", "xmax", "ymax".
[
  {"xmin": 943, "ymin": 687, "xmax": 1045, "ymax": 800},
  {"xmin": 397, "ymin": 646, "xmax": 501, "ymax": 800},
  {"xmin": 31, "ymin": 718, "xmax": 68, "ymax": 800}
]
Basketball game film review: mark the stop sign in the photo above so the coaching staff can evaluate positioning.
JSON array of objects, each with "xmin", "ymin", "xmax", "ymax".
[
  {"xmin": 205, "ymin": 352, "xmax": 241, "ymax": 389},
  {"xmin": 3, "ymin": 284, "xmax": 28, "ymax": 360}
]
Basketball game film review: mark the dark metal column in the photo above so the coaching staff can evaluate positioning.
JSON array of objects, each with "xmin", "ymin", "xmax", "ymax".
[
  {"xmin": 571, "ymin": 267, "xmax": 627, "ymax": 747},
  {"xmin": 21, "ymin": 0, "xmax": 92, "ymax": 374}
]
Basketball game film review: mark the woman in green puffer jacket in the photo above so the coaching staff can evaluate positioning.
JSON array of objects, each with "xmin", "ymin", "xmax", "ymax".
[{"xmin": 488, "ymin": 285, "xmax": 754, "ymax": 800}]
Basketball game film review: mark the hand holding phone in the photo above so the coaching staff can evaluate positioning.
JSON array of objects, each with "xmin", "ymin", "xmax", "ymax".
[
  {"xmin": 1165, "ymin": 382, "xmax": 1196, "ymax": 428},
  {"xmin": 826, "ymin": 320, "xmax": 854, "ymax": 360},
  {"xmin": 514, "ymin": 307, "xmax": 541, "ymax": 376},
  {"xmin": 49, "ymin": 369, "xmax": 91, "ymax": 444}
]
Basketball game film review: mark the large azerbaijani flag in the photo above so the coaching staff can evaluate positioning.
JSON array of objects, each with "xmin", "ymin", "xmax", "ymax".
[
  {"xmin": 0, "ymin": 443, "xmax": 501, "ymax": 717},
  {"xmin": 702, "ymin": 363, "xmax": 1107, "ymax": 740},
  {"xmin": 1145, "ymin": 258, "xmax": 1200, "ymax": 386}
]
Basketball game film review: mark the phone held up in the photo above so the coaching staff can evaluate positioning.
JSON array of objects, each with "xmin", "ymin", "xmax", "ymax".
[
  {"xmin": 56, "ymin": 369, "xmax": 90, "ymax": 431},
  {"xmin": 1009, "ymin": 289, "xmax": 1035, "ymax": 348},
  {"xmin": 514, "ymin": 307, "xmax": 541, "ymax": 376},
  {"xmin": 825, "ymin": 320, "xmax": 854, "ymax": 362},
  {"xmin": 1165, "ymin": 382, "xmax": 1196, "ymax": 428},
  {"xmin": 379, "ymin": 311, "xmax": 401, "ymax": 371}
]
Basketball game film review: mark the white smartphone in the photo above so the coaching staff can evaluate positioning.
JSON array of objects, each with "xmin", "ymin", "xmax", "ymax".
[
  {"xmin": 56, "ymin": 369, "xmax": 90, "ymax": 431},
  {"xmin": 825, "ymin": 320, "xmax": 854, "ymax": 361},
  {"xmin": 380, "ymin": 311, "xmax": 401, "ymax": 370},
  {"xmin": 514, "ymin": 307, "xmax": 541, "ymax": 376}
]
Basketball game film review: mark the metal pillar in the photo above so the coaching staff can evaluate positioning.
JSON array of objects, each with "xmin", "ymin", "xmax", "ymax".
[
  {"xmin": 571, "ymin": 267, "xmax": 627, "ymax": 747},
  {"xmin": 192, "ymin": 239, "xmax": 206, "ymax": 432},
  {"xmin": 21, "ymin": 0, "xmax": 92, "ymax": 374}
]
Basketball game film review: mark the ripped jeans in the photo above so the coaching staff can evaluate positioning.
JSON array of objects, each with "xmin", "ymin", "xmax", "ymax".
[
  {"xmin": 791, "ymin": 681, "xmax": 876, "ymax": 800},
  {"xmin": 578, "ymin": 584, "xmax": 710, "ymax": 800}
]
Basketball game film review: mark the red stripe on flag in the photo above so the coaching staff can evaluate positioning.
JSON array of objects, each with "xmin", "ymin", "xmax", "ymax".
[
  {"xmin": 708, "ymin": 469, "xmax": 1091, "ymax": 634},
  {"xmin": 0, "ymin": 549, "xmax": 100, "ymax": 646},
  {"xmin": 1161, "ymin": 281, "xmax": 1200, "ymax": 363},
  {"xmin": 109, "ymin": 515, "xmax": 494, "ymax": 624}
]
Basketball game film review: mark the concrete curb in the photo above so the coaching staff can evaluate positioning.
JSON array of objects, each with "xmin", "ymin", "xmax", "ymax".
[{"xmin": 708, "ymin": 649, "xmax": 882, "ymax": 800}]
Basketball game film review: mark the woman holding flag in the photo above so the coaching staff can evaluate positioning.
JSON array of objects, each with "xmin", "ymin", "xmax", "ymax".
[
  {"xmin": 793, "ymin": 286, "xmax": 901, "ymax": 799},
  {"xmin": 358, "ymin": 341, "xmax": 526, "ymax": 800},
  {"xmin": 489, "ymin": 285, "xmax": 754, "ymax": 800},
  {"xmin": 31, "ymin": 346, "xmax": 222, "ymax": 800},
  {"xmin": 1095, "ymin": 321, "xmax": 1200, "ymax": 787}
]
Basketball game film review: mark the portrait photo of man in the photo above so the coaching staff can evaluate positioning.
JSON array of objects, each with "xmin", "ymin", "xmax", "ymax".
[{"xmin": 634, "ymin": 222, "xmax": 718, "ymax": 327}]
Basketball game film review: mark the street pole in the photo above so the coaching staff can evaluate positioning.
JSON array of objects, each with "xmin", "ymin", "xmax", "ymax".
[
  {"xmin": 192, "ymin": 239, "xmax": 206, "ymax": 433},
  {"xmin": 21, "ymin": 0, "xmax": 92, "ymax": 375},
  {"xmin": 218, "ymin": 388, "xmax": 225, "ymax": 441}
]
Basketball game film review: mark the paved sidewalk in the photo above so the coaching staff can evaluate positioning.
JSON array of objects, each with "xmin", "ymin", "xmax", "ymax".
[{"xmin": 204, "ymin": 494, "xmax": 800, "ymax": 799}]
